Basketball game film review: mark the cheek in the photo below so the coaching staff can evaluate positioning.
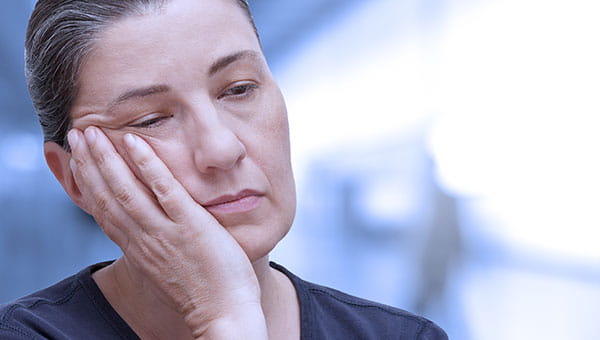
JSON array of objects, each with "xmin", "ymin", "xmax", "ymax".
[
  {"xmin": 254, "ymin": 103, "xmax": 296, "ymax": 207},
  {"xmin": 102, "ymin": 128, "xmax": 192, "ymax": 190},
  {"xmin": 258, "ymin": 90, "xmax": 291, "ymax": 158},
  {"xmin": 251, "ymin": 99, "xmax": 292, "ymax": 176},
  {"xmin": 101, "ymin": 129, "xmax": 137, "ymax": 171},
  {"xmin": 144, "ymin": 137, "xmax": 196, "ymax": 185}
]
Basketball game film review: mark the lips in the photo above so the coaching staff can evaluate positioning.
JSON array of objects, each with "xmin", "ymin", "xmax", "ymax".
[{"xmin": 202, "ymin": 189, "xmax": 264, "ymax": 214}]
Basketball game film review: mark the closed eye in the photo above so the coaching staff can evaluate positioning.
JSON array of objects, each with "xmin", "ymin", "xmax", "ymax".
[
  {"xmin": 218, "ymin": 82, "xmax": 258, "ymax": 100},
  {"xmin": 130, "ymin": 115, "xmax": 173, "ymax": 128}
]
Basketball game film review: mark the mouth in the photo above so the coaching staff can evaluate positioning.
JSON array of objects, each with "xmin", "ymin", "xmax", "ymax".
[{"xmin": 202, "ymin": 189, "xmax": 264, "ymax": 214}]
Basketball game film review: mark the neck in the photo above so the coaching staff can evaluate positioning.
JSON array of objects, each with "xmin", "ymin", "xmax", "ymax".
[{"xmin": 93, "ymin": 256, "xmax": 299, "ymax": 339}]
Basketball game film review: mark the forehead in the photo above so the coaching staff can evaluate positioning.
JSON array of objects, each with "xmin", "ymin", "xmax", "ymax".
[
  {"xmin": 73, "ymin": 0, "xmax": 261, "ymax": 110},
  {"xmin": 94, "ymin": 0, "xmax": 259, "ymax": 68},
  {"xmin": 100, "ymin": 0, "xmax": 251, "ymax": 42}
]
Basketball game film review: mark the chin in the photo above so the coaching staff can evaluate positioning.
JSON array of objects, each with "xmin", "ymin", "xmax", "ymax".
[
  {"xmin": 219, "ymin": 187, "xmax": 297, "ymax": 262},
  {"xmin": 226, "ymin": 211, "xmax": 295, "ymax": 262}
]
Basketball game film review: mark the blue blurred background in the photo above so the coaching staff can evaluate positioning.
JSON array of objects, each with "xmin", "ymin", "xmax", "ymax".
[{"xmin": 2, "ymin": 0, "xmax": 600, "ymax": 339}]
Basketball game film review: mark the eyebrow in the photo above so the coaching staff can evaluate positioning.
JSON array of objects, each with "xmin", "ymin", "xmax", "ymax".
[
  {"xmin": 107, "ymin": 50, "xmax": 261, "ymax": 110},
  {"xmin": 208, "ymin": 50, "xmax": 261, "ymax": 76},
  {"xmin": 108, "ymin": 84, "xmax": 171, "ymax": 111}
]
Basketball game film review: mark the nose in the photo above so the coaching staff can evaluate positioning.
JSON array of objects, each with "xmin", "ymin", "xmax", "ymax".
[{"xmin": 189, "ymin": 106, "xmax": 247, "ymax": 173}]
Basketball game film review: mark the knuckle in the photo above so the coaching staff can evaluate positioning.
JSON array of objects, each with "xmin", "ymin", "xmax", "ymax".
[
  {"xmin": 134, "ymin": 153, "xmax": 152, "ymax": 172},
  {"xmin": 74, "ymin": 157, "xmax": 86, "ymax": 168},
  {"xmin": 93, "ymin": 151, "xmax": 111, "ymax": 169},
  {"xmin": 114, "ymin": 187, "xmax": 135, "ymax": 207},
  {"xmin": 94, "ymin": 194, "xmax": 110, "ymax": 212},
  {"xmin": 152, "ymin": 179, "xmax": 172, "ymax": 198},
  {"xmin": 92, "ymin": 204, "xmax": 110, "ymax": 228}
]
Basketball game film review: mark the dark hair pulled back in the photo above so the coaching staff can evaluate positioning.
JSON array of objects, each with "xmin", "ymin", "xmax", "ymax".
[{"xmin": 25, "ymin": 0, "xmax": 258, "ymax": 150}]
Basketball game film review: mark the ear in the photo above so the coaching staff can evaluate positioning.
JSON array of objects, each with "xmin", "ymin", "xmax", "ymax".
[{"xmin": 44, "ymin": 141, "xmax": 90, "ymax": 214}]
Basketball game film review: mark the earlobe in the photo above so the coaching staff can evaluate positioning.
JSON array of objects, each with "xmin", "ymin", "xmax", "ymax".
[{"xmin": 43, "ymin": 141, "xmax": 86, "ymax": 211}]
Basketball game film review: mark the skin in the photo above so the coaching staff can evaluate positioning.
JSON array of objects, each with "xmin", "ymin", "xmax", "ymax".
[{"xmin": 43, "ymin": 0, "xmax": 300, "ymax": 338}]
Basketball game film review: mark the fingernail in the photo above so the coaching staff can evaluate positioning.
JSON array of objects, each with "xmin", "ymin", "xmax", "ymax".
[
  {"xmin": 124, "ymin": 133, "xmax": 136, "ymax": 149},
  {"xmin": 67, "ymin": 130, "xmax": 79, "ymax": 149},
  {"xmin": 84, "ymin": 127, "xmax": 97, "ymax": 144}
]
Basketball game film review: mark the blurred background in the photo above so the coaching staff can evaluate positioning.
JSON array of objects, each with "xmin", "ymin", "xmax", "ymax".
[{"xmin": 1, "ymin": 0, "xmax": 599, "ymax": 339}]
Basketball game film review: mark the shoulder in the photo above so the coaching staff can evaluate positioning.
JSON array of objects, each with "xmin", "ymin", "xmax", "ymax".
[
  {"xmin": 271, "ymin": 262, "xmax": 448, "ymax": 340},
  {"xmin": 0, "ymin": 261, "xmax": 130, "ymax": 340},
  {"xmin": 0, "ymin": 268, "xmax": 83, "ymax": 339}
]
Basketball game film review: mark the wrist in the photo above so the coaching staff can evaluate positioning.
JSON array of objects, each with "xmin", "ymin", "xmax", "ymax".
[{"xmin": 185, "ymin": 303, "xmax": 268, "ymax": 340}]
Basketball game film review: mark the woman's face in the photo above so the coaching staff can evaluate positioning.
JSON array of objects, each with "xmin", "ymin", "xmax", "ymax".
[{"xmin": 69, "ymin": 0, "xmax": 296, "ymax": 261}]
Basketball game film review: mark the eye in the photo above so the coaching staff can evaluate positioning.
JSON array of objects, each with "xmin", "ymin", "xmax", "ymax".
[
  {"xmin": 218, "ymin": 82, "xmax": 258, "ymax": 99},
  {"xmin": 129, "ymin": 115, "xmax": 173, "ymax": 128}
]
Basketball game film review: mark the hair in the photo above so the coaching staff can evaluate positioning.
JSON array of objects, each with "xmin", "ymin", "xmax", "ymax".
[{"xmin": 25, "ymin": 0, "xmax": 259, "ymax": 150}]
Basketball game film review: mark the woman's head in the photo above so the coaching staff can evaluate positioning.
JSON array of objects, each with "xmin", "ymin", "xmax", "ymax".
[
  {"xmin": 29, "ymin": 0, "xmax": 296, "ymax": 261},
  {"xmin": 25, "ymin": 0, "xmax": 258, "ymax": 150}
]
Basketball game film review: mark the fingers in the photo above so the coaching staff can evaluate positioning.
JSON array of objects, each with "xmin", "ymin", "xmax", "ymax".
[
  {"xmin": 88, "ymin": 128, "xmax": 171, "ymax": 224},
  {"xmin": 68, "ymin": 128, "xmax": 263, "ymax": 331},
  {"xmin": 123, "ymin": 133, "xmax": 206, "ymax": 224},
  {"xmin": 67, "ymin": 129, "xmax": 130, "ymax": 247},
  {"xmin": 68, "ymin": 127, "xmax": 168, "ymax": 235}
]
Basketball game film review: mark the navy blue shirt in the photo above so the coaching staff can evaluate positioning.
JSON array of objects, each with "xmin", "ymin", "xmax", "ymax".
[{"xmin": 1, "ymin": 262, "xmax": 447, "ymax": 339}]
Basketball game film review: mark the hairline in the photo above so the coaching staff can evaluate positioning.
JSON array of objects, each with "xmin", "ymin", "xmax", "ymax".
[{"xmin": 25, "ymin": 0, "xmax": 260, "ymax": 151}]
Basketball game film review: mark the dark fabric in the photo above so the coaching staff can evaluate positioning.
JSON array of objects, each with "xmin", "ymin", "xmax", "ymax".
[
  {"xmin": 1, "ymin": 262, "xmax": 447, "ymax": 339},
  {"xmin": 270, "ymin": 263, "xmax": 447, "ymax": 340}
]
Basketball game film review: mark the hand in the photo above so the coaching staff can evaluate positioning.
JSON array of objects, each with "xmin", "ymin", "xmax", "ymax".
[{"xmin": 67, "ymin": 126, "xmax": 267, "ymax": 339}]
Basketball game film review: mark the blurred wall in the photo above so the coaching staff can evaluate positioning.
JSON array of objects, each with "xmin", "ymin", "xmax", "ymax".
[{"xmin": 2, "ymin": 1, "xmax": 600, "ymax": 340}]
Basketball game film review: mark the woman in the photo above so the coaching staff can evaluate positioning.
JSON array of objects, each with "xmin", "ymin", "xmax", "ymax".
[{"xmin": 0, "ymin": 0, "xmax": 447, "ymax": 339}]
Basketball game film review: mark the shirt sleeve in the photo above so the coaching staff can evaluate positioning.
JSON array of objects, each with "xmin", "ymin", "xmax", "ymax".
[
  {"xmin": 419, "ymin": 320, "xmax": 449, "ymax": 340},
  {"xmin": 0, "ymin": 326, "xmax": 37, "ymax": 340}
]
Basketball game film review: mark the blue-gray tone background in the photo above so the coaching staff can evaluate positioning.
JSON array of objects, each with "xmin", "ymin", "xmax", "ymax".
[{"xmin": 2, "ymin": 1, "xmax": 600, "ymax": 339}]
